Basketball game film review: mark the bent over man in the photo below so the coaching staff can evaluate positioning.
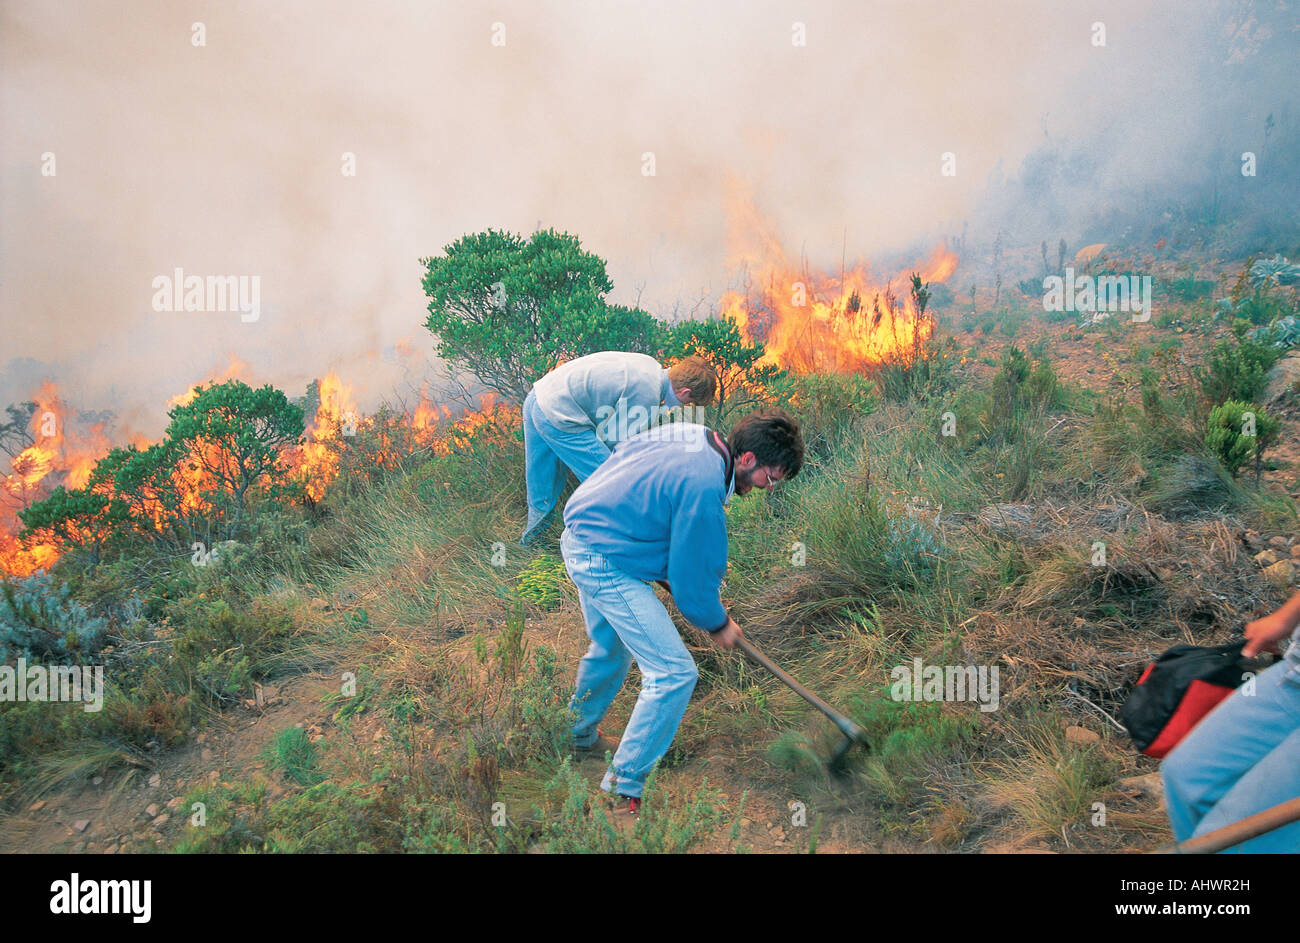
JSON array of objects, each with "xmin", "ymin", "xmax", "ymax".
[
  {"xmin": 521, "ymin": 351, "xmax": 717, "ymax": 545},
  {"xmin": 560, "ymin": 408, "xmax": 804, "ymax": 815}
]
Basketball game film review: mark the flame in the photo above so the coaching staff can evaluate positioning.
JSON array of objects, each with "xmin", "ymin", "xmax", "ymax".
[
  {"xmin": 168, "ymin": 358, "xmax": 248, "ymax": 410},
  {"xmin": 287, "ymin": 371, "xmax": 357, "ymax": 502},
  {"xmin": 0, "ymin": 382, "xmax": 73, "ymax": 576},
  {"xmin": 719, "ymin": 185, "xmax": 958, "ymax": 375}
]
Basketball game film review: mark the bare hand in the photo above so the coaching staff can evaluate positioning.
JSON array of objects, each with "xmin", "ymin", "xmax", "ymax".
[
  {"xmin": 710, "ymin": 617, "xmax": 743, "ymax": 649},
  {"xmin": 1243, "ymin": 612, "xmax": 1293, "ymax": 658}
]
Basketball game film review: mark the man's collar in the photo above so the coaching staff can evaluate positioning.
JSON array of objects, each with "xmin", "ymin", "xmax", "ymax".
[
  {"xmin": 662, "ymin": 370, "xmax": 681, "ymax": 408},
  {"xmin": 705, "ymin": 430, "xmax": 735, "ymax": 503}
]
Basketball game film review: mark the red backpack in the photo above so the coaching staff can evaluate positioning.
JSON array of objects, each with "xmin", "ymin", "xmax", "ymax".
[{"xmin": 1120, "ymin": 641, "xmax": 1250, "ymax": 758}]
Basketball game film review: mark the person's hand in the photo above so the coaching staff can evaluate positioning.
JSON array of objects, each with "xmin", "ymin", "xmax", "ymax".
[
  {"xmin": 710, "ymin": 617, "xmax": 743, "ymax": 649},
  {"xmin": 1243, "ymin": 611, "xmax": 1294, "ymax": 658}
]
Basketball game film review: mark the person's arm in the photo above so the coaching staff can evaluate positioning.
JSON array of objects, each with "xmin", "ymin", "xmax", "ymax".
[
  {"xmin": 1243, "ymin": 589, "xmax": 1300, "ymax": 657},
  {"xmin": 665, "ymin": 481, "xmax": 729, "ymax": 635}
]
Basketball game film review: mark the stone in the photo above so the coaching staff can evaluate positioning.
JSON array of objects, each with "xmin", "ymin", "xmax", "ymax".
[
  {"xmin": 1268, "ymin": 536, "xmax": 1290, "ymax": 552},
  {"xmin": 145, "ymin": 804, "xmax": 159, "ymax": 817},
  {"xmin": 200, "ymin": 748, "xmax": 213, "ymax": 762},
  {"xmin": 103, "ymin": 845, "xmax": 118, "ymax": 855},
  {"xmin": 148, "ymin": 773, "xmax": 161, "ymax": 788},
  {"xmin": 1064, "ymin": 726, "xmax": 1100, "ymax": 746},
  {"xmin": 28, "ymin": 800, "xmax": 45, "ymax": 812},
  {"xmin": 1116, "ymin": 773, "xmax": 1164, "ymax": 799},
  {"xmin": 1254, "ymin": 549, "xmax": 1281, "ymax": 567},
  {"xmin": 92, "ymin": 776, "xmax": 103, "ymax": 786},
  {"xmin": 151, "ymin": 814, "xmax": 170, "ymax": 828},
  {"xmin": 1262, "ymin": 560, "xmax": 1296, "ymax": 588},
  {"xmin": 72, "ymin": 819, "xmax": 90, "ymax": 832},
  {"xmin": 166, "ymin": 796, "xmax": 183, "ymax": 810},
  {"xmin": 1291, "ymin": 544, "xmax": 1300, "ymax": 560}
]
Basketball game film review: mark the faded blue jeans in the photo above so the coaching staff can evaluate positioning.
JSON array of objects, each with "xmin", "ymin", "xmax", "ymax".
[
  {"xmin": 521, "ymin": 389, "xmax": 611, "ymax": 545},
  {"xmin": 562, "ymin": 526, "xmax": 699, "ymax": 799},
  {"xmin": 1161, "ymin": 640, "xmax": 1300, "ymax": 853}
]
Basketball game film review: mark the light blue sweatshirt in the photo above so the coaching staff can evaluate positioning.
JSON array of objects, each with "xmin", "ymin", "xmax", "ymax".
[
  {"xmin": 563, "ymin": 423, "xmax": 734, "ymax": 632},
  {"xmin": 532, "ymin": 351, "xmax": 677, "ymax": 443}
]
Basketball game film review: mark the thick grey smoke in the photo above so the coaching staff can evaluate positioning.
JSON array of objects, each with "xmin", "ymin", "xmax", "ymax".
[{"xmin": 2, "ymin": 0, "xmax": 1296, "ymax": 437}]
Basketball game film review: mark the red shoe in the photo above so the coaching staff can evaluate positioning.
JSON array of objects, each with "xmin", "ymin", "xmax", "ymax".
[{"xmin": 604, "ymin": 793, "xmax": 641, "ymax": 832}]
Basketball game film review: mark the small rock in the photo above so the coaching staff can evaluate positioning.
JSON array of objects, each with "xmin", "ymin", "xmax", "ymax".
[
  {"xmin": 1116, "ymin": 772, "xmax": 1164, "ymax": 799},
  {"xmin": 200, "ymin": 748, "xmax": 213, "ymax": 762},
  {"xmin": 73, "ymin": 819, "xmax": 90, "ymax": 832},
  {"xmin": 92, "ymin": 776, "xmax": 103, "ymax": 786},
  {"xmin": 1245, "ymin": 531, "xmax": 1265, "ymax": 551},
  {"xmin": 103, "ymin": 845, "xmax": 118, "ymax": 855},
  {"xmin": 1291, "ymin": 544, "xmax": 1300, "ymax": 560},
  {"xmin": 145, "ymin": 804, "xmax": 159, "ymax": 818},
  {"xmin": 196, "ymin": 732, "xmax": 206, "ymax": 743},
  {"xmin": 1268, "ymin": 536, "xmax": 1290, "ymax": 552},
  {"xmin": 309, "ymin": 598, "xmax": 328, "ymax": 612},
  {"xmin": 28, "ymin": 800, "xmax": 46, "ymax": 812},
  {"xmin": 148, "ymin": 773, "xmax": 161, "ymax": 788},
  {"xmin": 1254, "ymin": 549, "xmax": 1281, "ymax": 567},
  {"xmin": 1262, "ymin": 560, "xmax": 1296, "ymax": 588},
  {"xmin": 151, "ymin": 814, "xmax": 170, "ymax": 829},
  {"xmin": 74, "ymin": 841, "xmax": 86, "ymax": 852},
  {"xmin": 1064, "ymin": 726, "xmax": 1100, "ymax": 746},
  {"xmin": 166, "ymin": 796, "xmax": 183, "ymax": 810}
]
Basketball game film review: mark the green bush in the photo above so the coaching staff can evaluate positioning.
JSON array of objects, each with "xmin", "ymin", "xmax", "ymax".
[
  {"xmin": 1205, "ymin": 400, "xmax": 1281, "ymax": 479},
  {"xmin": 263, "ymin": 727, "xmax": 324, "ymax": 786},
  {"xmin": 167, "ymin": 592, "xmax": 297, "ymax": 702},
  {"xmin": 517, "ymin": 554, "xmax": 568, "ymax": 609},
  {"xmin": 1197, "ymin": 323, "xmax": 1283, "ymax": 406},
  {"xmin": 0, "ymin": 572, "xmax": 109, "ymax": 663}
]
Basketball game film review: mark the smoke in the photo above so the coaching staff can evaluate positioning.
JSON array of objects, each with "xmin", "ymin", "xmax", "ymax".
[{"xmin": 2, "ymin": 0, "xmax": 1296, "ymax": 436}]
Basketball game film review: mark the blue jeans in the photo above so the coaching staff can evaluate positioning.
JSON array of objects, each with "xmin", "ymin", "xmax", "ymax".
[
  {"xmin": 1161, "ymin": 654, "xmax": 1300, "ymax": 852},
  {"xmin": 562, "ymin": 526, "xmax": 699, "ymax": 798},
  {"xmin": 521, "ymin": 389, "xmax": 611, "ymax": 545}
]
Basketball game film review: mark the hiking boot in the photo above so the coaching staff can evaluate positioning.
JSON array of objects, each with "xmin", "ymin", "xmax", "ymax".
[{"xmin": 572, "ymin": 730, "xmax": 621, "ymax": 760}]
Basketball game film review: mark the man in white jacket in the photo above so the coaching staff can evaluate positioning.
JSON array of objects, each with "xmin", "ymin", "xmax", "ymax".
[{"xmin": 520, "ymin": 351, "xmax": 716, "ymax": 545}]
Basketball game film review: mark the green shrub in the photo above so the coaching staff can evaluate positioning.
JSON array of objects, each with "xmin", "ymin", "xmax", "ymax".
[
  {"xmin": 517, "ymin": 554, "xmax": 568, "ymax": 609},
  {"xmin": 263, "ymin": 727, "xmax": 324, "ymax": 786},
  {"xmin": 0, "ymin": 572, "xmax": 109, "ymax": 663},
  {"xmin": 167, "ymin": 593, "xmax": 297, "ymax": 702},
  {"xmin": 1205, "ymin": 400, "xmax": 1281, "ymax": 479},
  {"xmin": 1197, "ymin": 323, "xmax": 1284, "ymax": 405}
]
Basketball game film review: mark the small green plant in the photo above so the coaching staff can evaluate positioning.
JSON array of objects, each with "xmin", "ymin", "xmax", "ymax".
[
  {"xmin": 516, "ymin": 554, "xmax": 568, "ymax": 609},
  {"xmin": 1205, "ymin": 400, "xmax": 1281, "ymax": 481},
  {"xmin": 263, "ymin": 727, "xmax": 324, "ymax": 785},
  {"xmin": 1196, "ymin": 322, "xmax": 1284, "ymax": 407}
]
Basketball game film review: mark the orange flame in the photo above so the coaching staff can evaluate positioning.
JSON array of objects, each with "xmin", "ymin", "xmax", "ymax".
[{"xmin": 720, "ymin": 185, "xmax": 958, "ymax": 375}]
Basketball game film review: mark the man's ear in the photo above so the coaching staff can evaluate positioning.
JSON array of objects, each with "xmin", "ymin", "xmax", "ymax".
[{"xmin": 736, "ymin": 451, "xmax": 757, "ymax": 470}]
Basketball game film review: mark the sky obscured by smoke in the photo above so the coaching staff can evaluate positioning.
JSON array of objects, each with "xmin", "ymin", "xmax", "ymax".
[{"xmin": 2, "ymin": 0, "xmax": 1296, "ymax": 434}]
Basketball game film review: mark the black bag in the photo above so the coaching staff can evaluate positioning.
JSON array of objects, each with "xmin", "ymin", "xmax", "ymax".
[{"xmin": 1120, "ymin": 641, "xmax": 1250, "ymax": 758}]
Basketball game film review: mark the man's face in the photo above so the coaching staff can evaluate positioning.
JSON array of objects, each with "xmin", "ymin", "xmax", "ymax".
[{"xmin": 734, "ymin": 451, "xmax": 786, "ymax": 496}]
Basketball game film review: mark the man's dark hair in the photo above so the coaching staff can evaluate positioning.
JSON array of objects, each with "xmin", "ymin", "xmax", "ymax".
[{"xmin": 728, "ymin": 408, "xmax": 804, "ymax": 478}]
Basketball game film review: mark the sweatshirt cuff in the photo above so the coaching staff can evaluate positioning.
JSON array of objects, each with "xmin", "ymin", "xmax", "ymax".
[{"xmin": 706, "ymin": 611, "xmax": 730, "ymax": 633}]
